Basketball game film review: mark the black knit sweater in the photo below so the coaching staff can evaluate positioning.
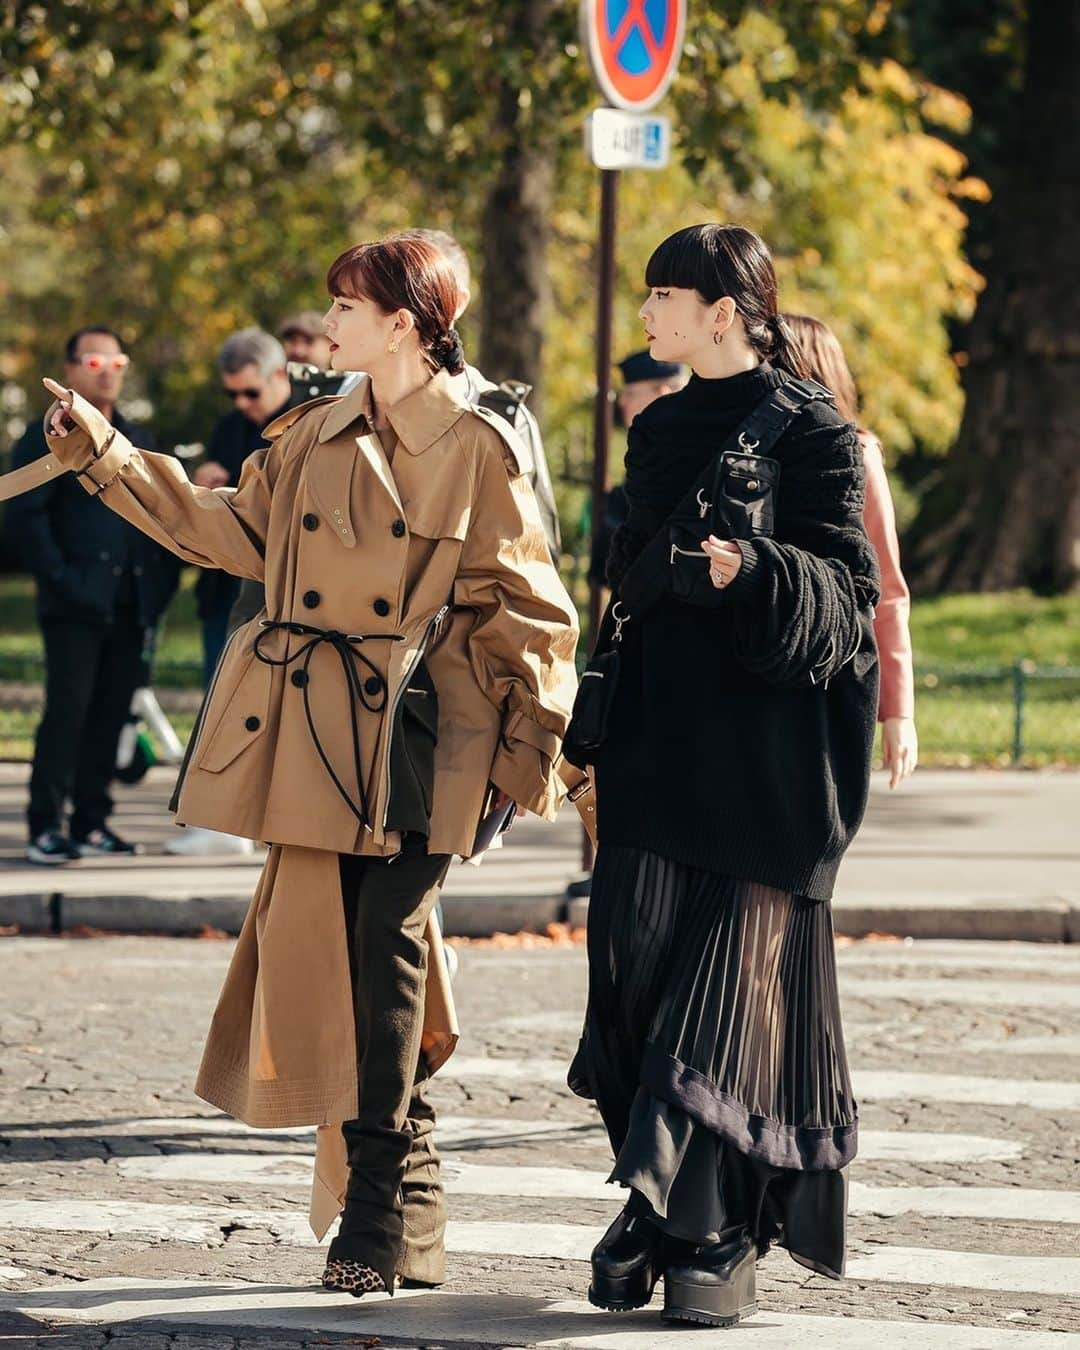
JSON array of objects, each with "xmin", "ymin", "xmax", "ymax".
[{"xmin": 593, "ymin": 365, "xmax": 881, "ymax": 901}]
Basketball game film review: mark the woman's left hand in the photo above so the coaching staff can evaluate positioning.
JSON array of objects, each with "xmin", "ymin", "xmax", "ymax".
[
  {"xmin": 702, "ymin": 536, "xmax": 743, "ymax": 590},
  {"xmin": 882, "ymin": 716, "xmax": 918, "ymax": 788}
]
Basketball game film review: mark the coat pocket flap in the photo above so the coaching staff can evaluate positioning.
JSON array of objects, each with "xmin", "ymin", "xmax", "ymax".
[{"xmin": 197, "ymin": 651, "xmax": 274, "ymax": 774}]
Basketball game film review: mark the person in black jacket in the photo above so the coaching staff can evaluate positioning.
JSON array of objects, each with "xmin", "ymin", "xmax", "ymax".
[
  {"xmin": 569, "ymin": 225, "xmax": 880, "ymax": 1328},
  {"xmin": 7, "ymin": 326, "xmax": 180, "ymax": 863}
]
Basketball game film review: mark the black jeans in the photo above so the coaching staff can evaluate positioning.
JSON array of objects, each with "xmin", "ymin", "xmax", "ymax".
[
  {"xmin": 330, "ymin": 836, "xmax": 452, "ymax": 1291},
  {"xmin": 28, "ymin": 615, "xmax": 146, "ymax": 838}
]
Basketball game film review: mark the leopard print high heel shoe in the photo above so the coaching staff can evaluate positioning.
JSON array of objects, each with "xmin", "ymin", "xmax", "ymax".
[{"xmin": 321, "ymin": 1258, "xmax": 386, "ymax": 1297}]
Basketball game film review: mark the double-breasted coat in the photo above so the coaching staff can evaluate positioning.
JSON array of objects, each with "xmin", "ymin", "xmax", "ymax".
[{"xmin": 42, "ymin": 371, "xmax": 579, "ymax": 1225}]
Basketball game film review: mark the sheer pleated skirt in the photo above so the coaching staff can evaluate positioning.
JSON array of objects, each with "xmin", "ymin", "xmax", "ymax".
[{"xmin": 569, "ymin": 844, "xmax": 857, "ymax": 1278}]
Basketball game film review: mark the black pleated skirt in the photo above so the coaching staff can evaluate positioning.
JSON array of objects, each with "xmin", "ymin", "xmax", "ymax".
[{"xmin": 569, "ymin": 844, "xmax": 857, "ymax": 1279}]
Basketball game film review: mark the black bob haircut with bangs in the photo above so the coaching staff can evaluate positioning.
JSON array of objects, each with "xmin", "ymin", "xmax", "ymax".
[{"xmin": 645, "ymin": 224, "xmax": 809, "ymax": 378}]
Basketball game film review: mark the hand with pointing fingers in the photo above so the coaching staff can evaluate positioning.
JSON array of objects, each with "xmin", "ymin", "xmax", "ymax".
[
  {"xmin": 43, "ymin": 377, "xmax": 78, "ymax": 438},
  {"xmin": 40, "ymin": 377, "xmax": 116, "ymax": 468}
]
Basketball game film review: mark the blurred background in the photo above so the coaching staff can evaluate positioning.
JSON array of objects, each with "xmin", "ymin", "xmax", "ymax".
[{"xmin": 0, "ymin": 0, "xmax": 1076, "ymax": 766}]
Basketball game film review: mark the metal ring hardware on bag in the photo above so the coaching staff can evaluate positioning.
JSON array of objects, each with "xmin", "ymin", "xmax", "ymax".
[
  {"xmin": 738, "ymin": 431, "xmax": 760, "ymax": 452},
  {"xmin": 611, "ymin": 601, "xmax": 630, "ymax": 644}
]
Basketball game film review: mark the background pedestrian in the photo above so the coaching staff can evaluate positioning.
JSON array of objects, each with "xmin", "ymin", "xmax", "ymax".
[
  {"xmin": 6, "ymin": 326, "xmax": 180, "ymax": 863},
  {"xmin": 785, "ymin": 313, "xmax": 918, "ymax": 787}
]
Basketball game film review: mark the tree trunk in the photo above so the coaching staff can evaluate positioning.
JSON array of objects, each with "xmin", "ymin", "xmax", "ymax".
[
  {"xmin": 478, "ymin": 2, "xmax": 554, "ymax": 421},
  {"xmin": 907, "ymin": 0, "xmax": 1080, "ymax": 595}
]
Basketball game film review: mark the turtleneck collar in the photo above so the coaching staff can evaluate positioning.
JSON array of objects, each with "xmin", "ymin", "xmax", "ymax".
[{"xmin": 680, "ymin": 361, "xmax": 784, "ymax": 408}]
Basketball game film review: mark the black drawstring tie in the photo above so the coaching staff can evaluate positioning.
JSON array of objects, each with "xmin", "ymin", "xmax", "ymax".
[{"xmin": 254, "ymin": 619, "xmax": 405, "ymax": 827}]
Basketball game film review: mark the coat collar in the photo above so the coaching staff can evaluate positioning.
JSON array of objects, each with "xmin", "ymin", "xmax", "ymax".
[{"xmin": 317, "ymin": 369, "xmax": 467, "ymax": 454}]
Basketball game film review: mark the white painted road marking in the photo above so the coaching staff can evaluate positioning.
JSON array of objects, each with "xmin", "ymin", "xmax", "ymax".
[
  {"xmin": 12, "ymin": 1114, "xmax": 1023, "ymax": 1164},
  {"xmin": 5, "ymin": 1276, "xmax": 1080, "ymax": 1346},
  {"xmin": 845, "ymin": 1246, "xmax": 1080, "ymax": 1296},
  {"xmin": 840, "ymin": 977, "xmax": 1080, "ymax": 1011},
  {"xmin": 856, "ymin": 1070, "xmax": 1080, "ymax": 1111},
  {"xmin": 4, "ymin": 1203, "xmax": 1080, "ymax": 1297},
  {"xmin": 443, "ymin": 1057, "xmax": 1080, "ymax": 1110},
  {"xmin": 113, "ymin": 1154, "xmax": 1075, "ymax": 1223}
]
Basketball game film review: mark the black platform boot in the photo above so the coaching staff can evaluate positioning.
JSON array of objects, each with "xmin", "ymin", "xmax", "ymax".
[
  {"xmin": 662, "ymin": 1229, "xmax": 758, "ymax": 1328},
  {"xmin": 589, "ymin": 1203, "xmax": 667, "ymax": 1311}
]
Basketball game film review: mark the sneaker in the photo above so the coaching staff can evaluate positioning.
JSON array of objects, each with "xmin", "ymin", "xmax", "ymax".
[
  {"xmin": 72, "ymin": 826, "xmax": 139, "ymax": 857},
  {"xmin": 26, "ymin": 830, "xmax": 81, "ymax": 866},
  {"xmin": 164, "ymin": 827, "xmax": 254, "ymax": 857}
]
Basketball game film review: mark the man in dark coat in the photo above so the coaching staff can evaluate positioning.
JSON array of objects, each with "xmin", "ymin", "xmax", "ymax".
[
  {"xmin": 7, "ymin": 326, "xmax": 180, "ymax": 863},
  {"xmin": 193, "ymin": 327, "xmax": 344, "ymax": 682}
]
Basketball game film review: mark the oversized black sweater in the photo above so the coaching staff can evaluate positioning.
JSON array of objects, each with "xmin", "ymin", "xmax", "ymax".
[{"xmin": 593, "ymin": 365, "xmax": 881, "ymax": 901}]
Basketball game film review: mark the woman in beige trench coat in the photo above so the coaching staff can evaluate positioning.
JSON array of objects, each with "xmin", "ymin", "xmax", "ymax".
[{"xmin": 42, "ymin": 232, "xmax": 579, "ymax": 1297}]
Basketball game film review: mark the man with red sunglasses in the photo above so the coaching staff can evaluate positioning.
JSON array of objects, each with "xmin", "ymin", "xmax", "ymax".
[{"xmin": 7, "ymin": 326, "xmax": 180, "ymax": 863}]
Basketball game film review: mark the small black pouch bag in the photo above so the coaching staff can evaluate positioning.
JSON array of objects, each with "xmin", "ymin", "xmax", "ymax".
[
  {"xmin": 668, "ymin": 445, "xmax": 781, "ymax": 603},
  {"xmin": 562, "ymin": 607, "xmax": 628, "ymax": 768}
]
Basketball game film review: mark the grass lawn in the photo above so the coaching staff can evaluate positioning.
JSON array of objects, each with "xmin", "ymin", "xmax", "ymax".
[{"xmin": 0, "ymin": 575, "xmax": 1076, "ymax": 765}]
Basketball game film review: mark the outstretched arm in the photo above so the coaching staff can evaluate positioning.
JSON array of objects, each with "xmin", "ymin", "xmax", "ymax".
[{"xmin": 42, "ymin": 379, "xmax": 272, "ymax": 580}]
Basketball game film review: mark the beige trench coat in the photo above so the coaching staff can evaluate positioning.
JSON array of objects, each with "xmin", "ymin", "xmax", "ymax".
[{"xmin": 43, "ymin": 372, "xmax": 579, "ymax": 1227}]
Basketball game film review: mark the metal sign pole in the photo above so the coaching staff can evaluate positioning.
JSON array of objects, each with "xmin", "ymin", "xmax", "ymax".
[
  {"xmin": 581, "ymin": 167, "xmax": 619, "ymax": 874},
  {"xmin": 589, "ymin": 168, "xmax": 619, "ymax": 649},
  {"xmin": 576, "ymin": 0, "xmax": 684, "ymax": 884}
]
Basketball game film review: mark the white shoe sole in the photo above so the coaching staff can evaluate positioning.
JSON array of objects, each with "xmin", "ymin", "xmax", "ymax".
[{"xmin": 26, "ymin": 847, "xmax": 76, "ymax": 866}]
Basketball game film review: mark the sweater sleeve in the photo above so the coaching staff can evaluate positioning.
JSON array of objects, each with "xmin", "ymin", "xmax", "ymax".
[
  {"xmin": 722, "ymin": 413, "xmax": 881, "ymax": 689},
  {"xmin": 860, "ymin": 432, "xmax": 915, "ymax": 720}
]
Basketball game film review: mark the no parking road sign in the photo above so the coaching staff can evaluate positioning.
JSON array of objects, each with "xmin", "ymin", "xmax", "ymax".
[{"xmin": 581, "ymin": 0, "xmax": 687, "ymax": 111}]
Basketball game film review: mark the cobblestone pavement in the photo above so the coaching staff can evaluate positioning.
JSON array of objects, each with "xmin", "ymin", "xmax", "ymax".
[{"xmin": 1, "ymin": 932, "xmax": 1079, "ymax": 1348}]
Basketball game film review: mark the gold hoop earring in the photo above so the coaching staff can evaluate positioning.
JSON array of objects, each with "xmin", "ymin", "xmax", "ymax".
[{"xmin": 713, "ymin": 331, "xmax": 724, "ymax": 347}]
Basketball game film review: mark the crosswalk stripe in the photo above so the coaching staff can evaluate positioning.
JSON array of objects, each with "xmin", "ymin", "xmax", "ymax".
[
  {"xmin": 845, "ymin": 1246, "xmax": 1080, "ymax": 1296},
  {"xmin": 838, "ymin": 943, "xmax": 1080, "ymax": 974},
  {"xmin": 2, "ymin": 1202, "xmax": 1077, "ymax": 1297},
  {"xmin": 856, "ymin": 1071, "xmax": 1080, "ymax": 1111},
  {"xmin": 15, "ymin": 1113, "xmax": 1022, "ymax": 1164},
  {"xmin": 5, "ymin": 1277, "xmax": 1080, "ymax": 1348},
  {"xmin": 840, "ymin": 977, "xmax": 1080, "ymax": 1011},
  {"xmin": 111, "ymin": 1153, "xmax": 1076, "ymax": 1224},
  {"xmin": 961, "ymin": 1035, "xmax": 1080, "ymax": 1057},
  {"xmin": 442, "ymin": 1057, "xmax": 1080, "ymax": 1110}
]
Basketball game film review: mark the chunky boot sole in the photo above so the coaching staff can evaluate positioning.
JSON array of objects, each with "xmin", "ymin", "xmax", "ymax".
[
  {"xmin": 662, "ymin": 1263, "xmax": 757, "ymax": 1328},
  {"xmin": 588, "ymin": 1267, "xmax": 659, "ymax": 1312}
]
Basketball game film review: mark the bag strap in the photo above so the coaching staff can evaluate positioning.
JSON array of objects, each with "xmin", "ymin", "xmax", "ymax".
[
  {"xmin": 612, "ymin": 374, "xmax": 833, "ymax": 629},
  {"xmin": 476, "ymin": 379, "xmax": 533, "ymax": 428}
]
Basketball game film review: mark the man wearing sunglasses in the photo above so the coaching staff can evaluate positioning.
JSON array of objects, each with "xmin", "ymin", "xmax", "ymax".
[
  {"xmin": 167, "ymin": 327, "xmax": 344, "ymax": 857},
  {"xmin": 7, "ymin": 326, "xmax": 180, "ymax": 863}
]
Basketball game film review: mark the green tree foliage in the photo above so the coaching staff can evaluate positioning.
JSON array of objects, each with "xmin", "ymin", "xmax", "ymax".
[{"xmin": 1, "ymin": 0, "xmax": 981, "ymax": 511}]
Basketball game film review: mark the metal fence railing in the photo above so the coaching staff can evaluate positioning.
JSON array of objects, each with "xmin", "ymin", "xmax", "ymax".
[
  {"xmin": 911, "ymin": 662, "xmax": 1080, "ymax": 765},
  {"xmin": 0, "ymin": 656, "xmax": 1077, "ymax": 766}
]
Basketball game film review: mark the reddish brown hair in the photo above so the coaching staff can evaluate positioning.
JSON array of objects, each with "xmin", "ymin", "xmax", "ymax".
[
  {"xmin": 326, "ymin": 233, "xmax": 465, "ymax": 374},
  {"xmin": 782, "ymin": 313, "xmax": 860, "ymax": 425}
]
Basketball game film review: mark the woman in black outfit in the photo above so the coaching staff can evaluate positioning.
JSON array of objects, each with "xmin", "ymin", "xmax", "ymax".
[{"xmin": 568, "ymin": 224, "xmax": 880, "ymax": 1328}]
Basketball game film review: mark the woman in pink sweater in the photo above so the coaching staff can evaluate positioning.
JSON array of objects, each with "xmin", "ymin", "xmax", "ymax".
[{"xmin": 785, "ymin": 315, "xmax": 918, "ymax": 786}]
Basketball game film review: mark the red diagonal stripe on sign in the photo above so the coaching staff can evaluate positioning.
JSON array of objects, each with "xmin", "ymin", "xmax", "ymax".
[{"xmin": 609, "ymin": 0, "xmax": 664, "ymax": 61}]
